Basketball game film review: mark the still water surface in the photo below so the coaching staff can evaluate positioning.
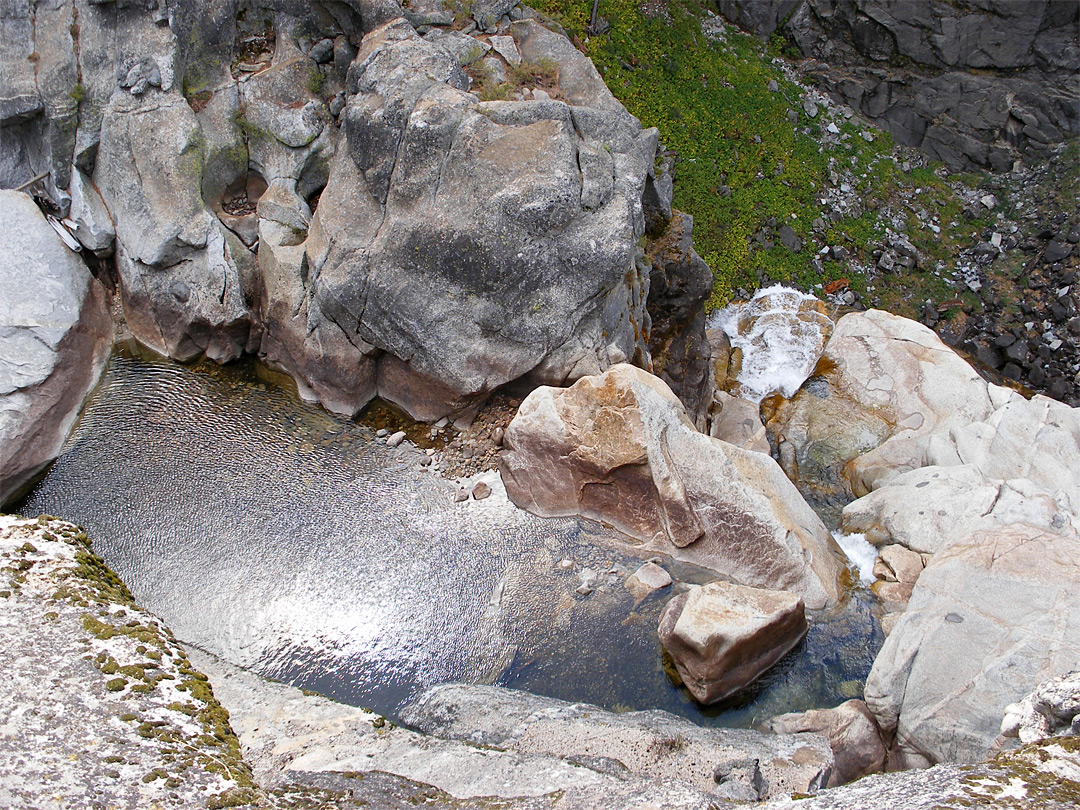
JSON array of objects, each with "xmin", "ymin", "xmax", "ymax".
[{"xmin": 21, "ymin": 346, "xmax": 882, "ymax": 726}]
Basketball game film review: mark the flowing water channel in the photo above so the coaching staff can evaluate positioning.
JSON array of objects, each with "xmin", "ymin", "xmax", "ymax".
[{"xmin": 19, "ymin": 342, "xmax": 882, "ymax": 728}]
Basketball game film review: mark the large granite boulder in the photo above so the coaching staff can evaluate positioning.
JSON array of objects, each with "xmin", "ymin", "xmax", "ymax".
[
  {"xmin": 864, "ymin": 521, "xmax": 1080, "ymax": 767},
  {"xmin": 0, "ymin": 191, "xmax": 112, "ymax": 507},
  {"xmin": 767, "ymin": 700, "xmax": 887, "ymax": 787},
  {"xmin": 401, "ymin": 682, "xmax": 833, "ymax": 801},
  {"xmin": 500, "ymin": 364, "xmax": 846, "ymax": 608},
  {"xmin": 768, "ymin": 309, "xmax": 1000, "ymax": 497},
  {"xmin": 658, "ymin": 582, "xmax": 808, "ymax": 705},
  {"xmin": 298, "ymin": 18, "xmax": 659, "ymax": 421},
  {"xmin": 719, "ymin": 1, "xmax": 1080, "ymax": 171}
]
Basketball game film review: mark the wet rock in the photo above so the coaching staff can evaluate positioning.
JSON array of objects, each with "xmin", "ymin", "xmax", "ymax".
[
  {"xmin": 645, "ymin": 212, "xmax": 714, "ymax": 424},
  {"xmin": 659, "ymin": 581, "xmax": 808, "ymax": 705},
  {"xmin": 769, "ymin": 310, "xmax": 998, "ymax": 498},
  {"xmin": 401, "ymin": 682, "xmax": 833, "ymax": 799},
  {"xmin": 387, "ymin": 430, "xmax": 407, "ymax": 448},
  {"xmin": 500, "ymin": 365, "xmax": 846, "ymax": 608},
  {"xmin": 767, "ymin": 700, "xmax": 886, "ymax": 787},
  {"xmin": 0, "ymin": 191, "xmax": 113, "ymax": 507}
]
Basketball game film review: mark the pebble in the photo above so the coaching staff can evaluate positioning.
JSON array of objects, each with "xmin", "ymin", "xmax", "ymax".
[
  {"xmin": 472, "ymin": 481, "xmax": 491, "ymax": 500},
  {"xmin": 558, "ymin": 558, "xmax": 574, "ymax": 570},
  {"xmin": 386, "ymin": 430, "xmax": 406, "ymax": 448},
  {"xmin": 376, "ymin": 428, "xmax": 388, "ymax": 438},
  {"xmin": 454, "ymin": 487, "xmax": 469, "ymax": 503}
]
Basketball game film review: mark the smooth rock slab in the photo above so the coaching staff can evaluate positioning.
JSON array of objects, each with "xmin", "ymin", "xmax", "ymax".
[
  {"xmin": 401, "ymin": 683, "xmax": 833, "ymax": 800},
  {"xmin": 0, "ymin": 190, "xmax": 112, "ymax": 507},
  {"xmin": 864, "ymin": 522, "xmax": 1080, "ymax": 766},
  {"xmin": 658, "ymin": 582, "xmax": 808, "ymax": 705}
]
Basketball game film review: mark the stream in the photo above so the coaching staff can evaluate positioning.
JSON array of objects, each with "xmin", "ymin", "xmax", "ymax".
[{"xmin": 19, "ymin": 338, "xmax": 882, "ymax": 729}]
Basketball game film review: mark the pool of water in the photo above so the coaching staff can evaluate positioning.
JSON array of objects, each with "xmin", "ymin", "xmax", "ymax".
[{"xmin": 19, "ymin": 345, "xmax": 882, "ymax": 728}]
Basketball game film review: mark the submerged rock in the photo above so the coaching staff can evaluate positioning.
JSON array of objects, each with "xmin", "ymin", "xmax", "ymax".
[
  {"xmin": 658, "ymin": 581, "xmax": 808, "ymax": 705},
  {"xmin": 500, "ymin": 364, "xmax": 846, "ymax": 608},
  {"xmin": 0, "ymin": 191, "xmax": 112, "ymax": 507}
]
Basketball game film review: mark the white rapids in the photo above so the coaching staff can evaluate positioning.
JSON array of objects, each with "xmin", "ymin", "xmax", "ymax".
[{"xmin": 710, "ymin": 285, "xmax": 833, "ymax": 403}]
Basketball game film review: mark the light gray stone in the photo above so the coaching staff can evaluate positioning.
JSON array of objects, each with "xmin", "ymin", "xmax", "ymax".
[
  {"xmin": 625, "ymin": 561, "xmax": 672, "ymax": 598},
  {"xmin": 864, "ymin": 521, "xmax": 1080, "ymax": 766},
  {"xmin": 0, "ymin": 191, "xmax": 112, "ymax": 507},
  {"xmin": 401, "ymin": 682, "xmax": 833, "ymax": 800}
]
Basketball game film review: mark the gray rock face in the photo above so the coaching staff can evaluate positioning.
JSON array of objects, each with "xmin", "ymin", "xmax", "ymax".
[
  {"xmin": 645, "ymin": 211, "xmax": 714, "ymax": 425},
  {"xmin": 0, "ymin": 191, "xmax": 112, "ymax": 508},
  {"xmin": 864, "ymin": 521, "xmax": 1080, "ymax": 767},
  {"xmin": 400, "ymin": 683, "xmax": 834, "ymax": 801},
  {"xmin": 719, "ymin": 1, "xmax": 1080, "ymax": 171},
  {"xmin": 301, "ymin": 18, "xmax": 659, "ymax": 420},
  {"xmin": 658, "ymin": 582, "xmax": 808, "ymax": 705},
  {"xmin": 5, "ymin": 3, "xmax": 707, "ymax": 424},
  {"xmin": 500, "ymin": 364, "xmax": 845, "ymax": 608}
]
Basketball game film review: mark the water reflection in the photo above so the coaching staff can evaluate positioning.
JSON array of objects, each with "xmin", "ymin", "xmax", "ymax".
[{"xmin": 21, "ymin": 346, "xmax": 882, "ymax": 725}]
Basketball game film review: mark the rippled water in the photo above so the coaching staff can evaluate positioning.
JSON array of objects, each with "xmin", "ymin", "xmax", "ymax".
[{"xmin": 20, "ymin": 345, "xmax": 882, "ymax": 726}]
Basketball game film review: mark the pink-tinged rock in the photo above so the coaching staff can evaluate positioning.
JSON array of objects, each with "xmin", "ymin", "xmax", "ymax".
[
  {"xmin": 658, "ymin": 581, "xmax": 807, "ymax": 705},
  {"xmin": 499, "ymin": 364, "xmax": 844, "ymax": 608}
]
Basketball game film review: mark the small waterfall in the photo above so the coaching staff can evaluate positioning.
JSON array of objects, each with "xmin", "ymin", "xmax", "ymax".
[{"xmin": 711, "ymin": 285, "xmax": 833, "ymax": 403}]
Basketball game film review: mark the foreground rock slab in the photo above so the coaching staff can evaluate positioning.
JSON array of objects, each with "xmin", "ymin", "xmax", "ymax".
[
  {"xmin": 0, "ymin": 191, "xmax": 112, "ymax": 507},
  {"xmin": 658, "ymin": 582, "xmax": 808, "ymax": 705},
  {"xmin": 0, "ymin": 516, "xmax": 257, "ymax": 809},
  {"xmin": 500, "ymin": 364, "xmax": 845, "ymax": 608},
  {"xmin": 189, "ymin": 649, "xmax": 718, "ymax": 809},
  {"xmin": 400, "ymin": 682, "xmax": 833, "ymax": 801}
]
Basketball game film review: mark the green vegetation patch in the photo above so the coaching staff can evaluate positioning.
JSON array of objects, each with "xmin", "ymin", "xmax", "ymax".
[{"xmin": 528, "ymin": 0, "xmax": 1044, "ymax": 317}]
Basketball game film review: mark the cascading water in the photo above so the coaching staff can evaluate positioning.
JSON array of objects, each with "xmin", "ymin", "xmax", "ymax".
[{"xmin": 711, "ymin": 285, "xmax": 833, "ymax": 404}]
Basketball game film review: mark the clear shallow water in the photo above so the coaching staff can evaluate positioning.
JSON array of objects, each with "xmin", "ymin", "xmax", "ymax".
[{"xmin": 20, "ymin": 346, "xmax": 882, "ymax": 727}]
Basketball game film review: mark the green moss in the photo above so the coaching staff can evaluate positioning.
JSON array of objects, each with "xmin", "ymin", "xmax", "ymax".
[
  {"xmin": 105, "ymin": 677, "xmax": 127, "ymax": 692},
  {"xmin": 69, "ymin": 83, "xmax": 86, "ymax": 104},
  {"xmin": 306, "ymin": 64, "xmax": 327, "ymax": 96}
]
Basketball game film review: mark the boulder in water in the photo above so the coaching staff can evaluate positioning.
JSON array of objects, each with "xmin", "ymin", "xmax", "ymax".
[
  {"xmin": 658, "ymin": 581, "xmax": 808, "ymax": 705},
  {"xmin": 500, "ymin": 364, "xmax": 846, "ymax": 608}
]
